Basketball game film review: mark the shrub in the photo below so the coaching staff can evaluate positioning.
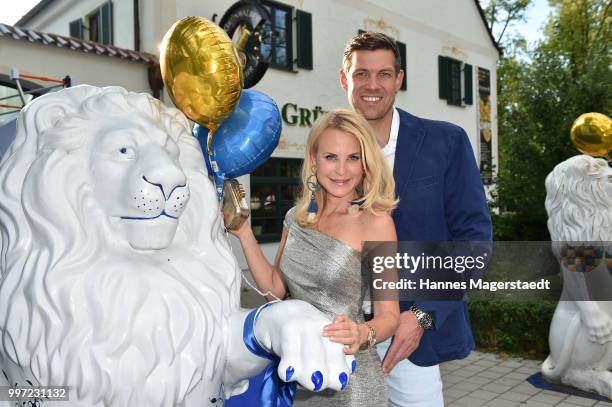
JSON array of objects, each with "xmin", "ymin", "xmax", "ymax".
[{"xmin": 468, "ymin": 300, "xmax": 556, "ymax": 359}]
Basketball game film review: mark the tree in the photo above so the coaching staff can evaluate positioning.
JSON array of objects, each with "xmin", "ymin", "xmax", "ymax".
[
  {"xmin": 482, "ymin": 0, "xmax": 533, "ymax": 45},
  {"xmin": 493, "ymin": 0, "xmax": 611, "ymax": 240}
]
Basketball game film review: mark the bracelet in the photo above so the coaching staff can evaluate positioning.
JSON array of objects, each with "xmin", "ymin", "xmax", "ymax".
[{"xmin": 363, "ymin": 322, "xmax": 376, "ymax": 348}]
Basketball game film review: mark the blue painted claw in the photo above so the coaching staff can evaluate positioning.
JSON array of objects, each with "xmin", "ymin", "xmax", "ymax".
[
  {"xmin": 286, "ymin": 366, "xmax": 295, "ymax": 381},
  {"xmin": 339, "ymin": 372, "xmax": 348, "ymax": 390},
  {"xmin": 311, "ymin": 371, "xmax": 323, "ymax": 391},
  {"xmin": 351, "ymin": 360, "xmax": 357, "ymax": 374}
]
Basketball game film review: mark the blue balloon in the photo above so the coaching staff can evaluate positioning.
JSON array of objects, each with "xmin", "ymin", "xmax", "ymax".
[{"xmin": 193, "ymin": 89, "xmax": 282, "ymax": 178}]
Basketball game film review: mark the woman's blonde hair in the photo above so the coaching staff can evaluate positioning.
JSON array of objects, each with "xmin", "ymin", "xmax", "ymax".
[{"xmin": 294, "ymin": 109, "xmax": 398, "ymax": 226}]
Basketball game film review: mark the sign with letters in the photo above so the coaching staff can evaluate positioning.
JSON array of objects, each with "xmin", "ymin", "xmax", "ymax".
[
  {"xmin": 281, "ymin": 103, "xmax": 328, "ymax": 127},
  {"xmin": 219, "ymin": 1, "xmax": 272, "ymax": 88},
  {"xmin": 478, "ymin": 68, "xmax": 492, "ymax": 185}
]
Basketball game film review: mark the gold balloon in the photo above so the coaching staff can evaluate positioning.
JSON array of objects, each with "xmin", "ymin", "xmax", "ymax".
[
  {"xmin": 160, "ymin": 16, "xmax": 243, "ymax": 134},
  {"xmin": 570, "ymin": 112, "xmax": 612, "ymax": 159}
]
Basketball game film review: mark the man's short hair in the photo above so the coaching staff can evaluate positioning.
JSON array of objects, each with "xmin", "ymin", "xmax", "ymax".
[{"xmin": 343, "ymin": 31, "xmax": 401, "ymax": 73}]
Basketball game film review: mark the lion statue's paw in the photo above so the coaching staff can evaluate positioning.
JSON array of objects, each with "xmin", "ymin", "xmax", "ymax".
[{"xmin": 255, "ymin": 300, "xmax": 355, "ymax": 392}]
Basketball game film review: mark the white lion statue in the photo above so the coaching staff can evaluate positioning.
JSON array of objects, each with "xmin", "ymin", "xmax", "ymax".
[
  {"xmin": 0, "ymin": 85, "xmax": 352, "ymax": 406},
  {"xmin": 542, "ymin": 154, "xmax": 612, "ymax": 397}
]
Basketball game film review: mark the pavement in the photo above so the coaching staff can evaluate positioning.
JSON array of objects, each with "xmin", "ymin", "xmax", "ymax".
[
  {"xmin": 441, "ymin": 351, "xmax": 612, "ymax": 407},
  {"xmin": 240, "ymin": 285, "xmax": 612, "ymax": 407}
]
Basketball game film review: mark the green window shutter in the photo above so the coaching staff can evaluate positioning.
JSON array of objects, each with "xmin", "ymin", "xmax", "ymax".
[
  {"xmin": 69, "ymin": 19, "xmax": 83, "ymax": 39},
  {"xmin": 438, "ymin": 55, "xmax": 449, "ymax": 100},
  {"xmin": 463, "ymin": 63, "xmax": 473, "ymax": 105},
  {"xmin": 101, "ymin": 1, "xmax": 113, "ymax": 45},
  {"xmin": 396, "ymin": 41, "xmax": 407, "ymax": 91},
  {"xmin": 447, "ymin": 58, "xmax": 462, "ymax": 106},
  {"xmin": 296, "ymin": 10, "xmax": 313, "ymax": 69}
]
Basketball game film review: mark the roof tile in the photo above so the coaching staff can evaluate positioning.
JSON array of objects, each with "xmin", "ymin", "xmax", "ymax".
[{"xmin": 0, "ymin": 24, "xmax": 159, "ymax": 65}]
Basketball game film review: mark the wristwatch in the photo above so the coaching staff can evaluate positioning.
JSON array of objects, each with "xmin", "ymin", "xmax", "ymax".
[
  {"xmin": 409, "ymin": 305, "xmax": 434, "ymax": 330},
  {"xmin": 364, "ymin": 322, "xmax": 377, "ymax": 348}
]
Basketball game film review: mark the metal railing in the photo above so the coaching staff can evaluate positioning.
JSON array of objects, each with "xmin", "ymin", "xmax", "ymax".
[{"xmin": 0, "ymin": 68, "xmax": 71, "ymax": 116}]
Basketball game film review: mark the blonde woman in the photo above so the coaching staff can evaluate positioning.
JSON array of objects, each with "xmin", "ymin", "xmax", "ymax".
[{"xmin": 231, "ymin": 109, "xmax": 399, "ymax": 406}]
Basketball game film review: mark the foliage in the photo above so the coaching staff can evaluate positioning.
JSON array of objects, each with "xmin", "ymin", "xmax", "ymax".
[
  {"xmin": 469, "ymin": 300, "xmax": 557, "ymax": 359},
  {"xmin": 474, "ymin": 0, "xmax": 610, "ymax": 362},
  {"xmin": 492, "ymin": 0, "xmax": 612, "ymax": 240},
  {"xmin": 482, "ymin": 0, "xmax": 532, "ymax": 44}
]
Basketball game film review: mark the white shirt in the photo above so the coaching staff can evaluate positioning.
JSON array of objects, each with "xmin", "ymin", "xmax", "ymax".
[
  {"xmin": 363, "ymin": 108, "xmax": 400, "ymax": 316},
  {"xmin": 381, "ymin": 107, "xmax": 400, "ymax": 172}
]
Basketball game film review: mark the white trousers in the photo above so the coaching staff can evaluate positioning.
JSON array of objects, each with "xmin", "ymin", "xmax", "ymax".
[{"xmin": 376, "ymin": 338, "xmax": 444, "ymax": 407}]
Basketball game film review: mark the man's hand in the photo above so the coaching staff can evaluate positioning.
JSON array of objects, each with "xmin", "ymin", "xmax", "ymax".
[{"xmin": 381, "ymin": 310, "xmax": 423, "ymax": 374}]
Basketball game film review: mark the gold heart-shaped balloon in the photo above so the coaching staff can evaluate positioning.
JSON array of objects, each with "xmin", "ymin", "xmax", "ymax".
[
  {"xmin": 570, "ymin": 112, "xmax": 612, "ymax": 159},
  {"xmin": 160, "ymin": 17, "xmax": 243, "ymax": 133}
]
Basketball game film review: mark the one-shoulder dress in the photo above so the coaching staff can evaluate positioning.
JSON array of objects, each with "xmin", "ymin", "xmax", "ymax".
[{"xmin": 281, "ymin": 207, "xmax": 388, "ymax": 406}]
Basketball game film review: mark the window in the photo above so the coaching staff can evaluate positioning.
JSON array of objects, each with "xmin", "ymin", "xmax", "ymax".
[
  {"xmin": 250, "ymin": 158, "xmax": 303, "ymax": 242},
  {"xmin": 261, "ymin": 1, "xmax": 313, "ymax": 71},
  {"xmin": 70, "ymin": 1, "xmax": 113, "ymax": 44},
  {"xmin": 69, "ymin": 19, "xmax": 84, "ymax": 39},
  {"xmin": 88, "ymin": 10, "xmax": 100, "ymax": 42},
  {"xmin": 438, "ymin": 56, "xmax": 473, "ymax": 106},
  {"xmin": 261, "ymin": 1, "xmax": 293, "ymax": 70}
]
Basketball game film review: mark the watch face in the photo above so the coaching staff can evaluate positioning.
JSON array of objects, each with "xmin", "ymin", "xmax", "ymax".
[{"xmin": 410, "ymin": 306, "xmax": 433, "ymax": 329}]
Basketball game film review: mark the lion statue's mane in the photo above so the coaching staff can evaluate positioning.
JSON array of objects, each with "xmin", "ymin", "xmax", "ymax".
[
  {"xmin": 0, "ymin": 86, "xmax": 240, "ymax": 406},
  {"xmin": 545, "ymin": 155, "xmax": 612, "ymax": 242}
]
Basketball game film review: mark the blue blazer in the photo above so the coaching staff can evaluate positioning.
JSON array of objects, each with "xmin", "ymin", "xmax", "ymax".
[{"xmin": 392, "ymin": 108, "xmax": 492, "ymax": 367}]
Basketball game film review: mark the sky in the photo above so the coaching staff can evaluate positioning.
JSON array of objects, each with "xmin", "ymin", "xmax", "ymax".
[
  {"xmin": 523, "ymin": 0, "xmax": 553, "ymax": 46},
  {"xmin": 1, "ymin": 0, "xmax": 552, "ymax": 45},
  {"xmin": 484, "ymin": 0, "xmax": 553, "ymax": 47},
  {"xmin": 1, "ymin": 0, "xmax": 41, "ymax": 26}
]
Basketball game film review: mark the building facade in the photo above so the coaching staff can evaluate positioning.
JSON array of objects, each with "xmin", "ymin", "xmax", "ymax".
[{"xmin": 8, "ymin": 0, "xmax": 500, "ymax": 262}]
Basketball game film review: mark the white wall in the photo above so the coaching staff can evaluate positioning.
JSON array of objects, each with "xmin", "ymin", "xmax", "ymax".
[
  {"xmin": 25, "ymin": 0, "xmax": 136, "ymax": 50},
  {"xmin": 137, "ymin": 0, "xmax": 499, "ymax": 160},
  {"xmin": 20, "ymin": 0, "xmax": 498, "ymax": 163},
  {"xmin": 366, "ymin": 0, "xmax": 498, "ymax": 54},
  {"xmin": 0, "ymin": 38, "xmax": 152, "ymax": 93}
]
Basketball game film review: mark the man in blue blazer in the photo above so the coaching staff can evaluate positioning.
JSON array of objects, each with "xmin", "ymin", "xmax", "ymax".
[{"xmin": 340, "ymin": 32, "xmax": 492, "ymax": 406}]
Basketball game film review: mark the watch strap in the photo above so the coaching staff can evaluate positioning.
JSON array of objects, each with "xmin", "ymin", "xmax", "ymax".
[{"xmin": 409, "ymin": 305, "xmax": 434, "ymax": 330}]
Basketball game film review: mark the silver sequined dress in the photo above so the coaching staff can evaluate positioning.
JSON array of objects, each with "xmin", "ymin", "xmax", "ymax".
[{"xmin": 281, "ymin": 207, "xmax": 388, "ymax": 407}]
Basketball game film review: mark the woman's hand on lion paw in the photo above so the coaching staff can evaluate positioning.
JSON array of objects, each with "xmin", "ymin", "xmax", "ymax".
[{"xmin": 322, "ymin": 314, "xmax": 362, "ymax": 354}]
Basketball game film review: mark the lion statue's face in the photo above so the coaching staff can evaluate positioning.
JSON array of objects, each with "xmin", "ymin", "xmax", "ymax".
[
  {"xmin": 89, "ymin": 115, "xmax": 190, "ymax": 249},
  {"xmin": 545, "ymin": 154, "xmax": 612, "ymax": 242},
  {"xmin": 0, "ymin": 86, "xmax": 240, "ymax": 406}
]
